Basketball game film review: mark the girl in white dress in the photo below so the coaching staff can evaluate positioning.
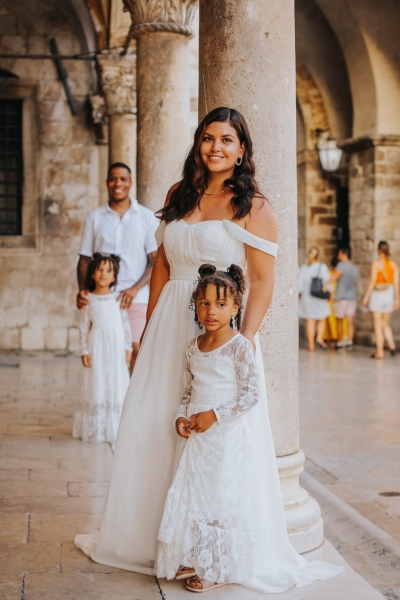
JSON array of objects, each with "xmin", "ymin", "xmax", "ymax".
[
  {"xmin": 157, "ymin": 263, "xmax": 259, "ymax": 592},
  {"xmin": 73, "ymin": 253, "xmax": 132, "ymax": 444},
  {"xmin": 75, "ymin": 107, "xmax": 342, "ymax": 592}
]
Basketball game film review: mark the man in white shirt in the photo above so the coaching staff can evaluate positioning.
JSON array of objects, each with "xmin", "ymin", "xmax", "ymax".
[{"xmin": 77, "ymin": 162, "xmax": 159, "ymax": 370}]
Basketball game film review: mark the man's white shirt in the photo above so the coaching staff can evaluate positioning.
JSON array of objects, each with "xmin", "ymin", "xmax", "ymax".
[{"xmin": 79, "ymin": 198, "xmax": 159, "ymax": 304}]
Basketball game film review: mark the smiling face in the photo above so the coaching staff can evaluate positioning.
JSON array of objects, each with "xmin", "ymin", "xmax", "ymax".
[
  {"xmin": 92, "ymin": 260, "xmax": 116, "ymax": 291},
  {"xmin": 199, "ymin": 121, "xmax": 245, "ymax": 177},
  {"xmin": 106, "ymin": 167, "xmax": 132, "ymax": 203},
  {"xmin": 195, "ymin": 283, "xmax": 238, "ymax": 332}
]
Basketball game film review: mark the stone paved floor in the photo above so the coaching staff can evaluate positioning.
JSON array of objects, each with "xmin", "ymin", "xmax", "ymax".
[
  {"xmin": 299, "ymin": 345, "xmax": 400, "ymax": 599},
  {"xmin": 0, "ymin": 347, "xmax": 399, "ymax": 599}
]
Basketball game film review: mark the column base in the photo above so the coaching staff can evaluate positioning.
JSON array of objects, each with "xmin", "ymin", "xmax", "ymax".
[{"xmin": 277, "ymin": 449, "xmax": 324, "ymax": 553}]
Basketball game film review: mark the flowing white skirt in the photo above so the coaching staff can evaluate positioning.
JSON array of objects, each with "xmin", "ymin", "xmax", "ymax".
[
  {"xmin": 75, "ymin": 278, "xmax": 343, "ymax": 592},
  {"xmin": 72, "ymin": 326, "xmax": 130, "ymax": 444}
]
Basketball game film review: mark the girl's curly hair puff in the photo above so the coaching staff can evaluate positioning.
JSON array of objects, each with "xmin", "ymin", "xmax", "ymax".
[
  {"xmin": 85, "ymin": 252, "xmax": 121, "ymax": 292},
  {"xmin": 190, "ymin": 263, "xmax": 246, "ymax": 329}
]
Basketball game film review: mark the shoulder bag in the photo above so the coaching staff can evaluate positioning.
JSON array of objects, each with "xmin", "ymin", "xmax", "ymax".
[{"xmin": 310, "ymin": 264, "xmax": 331, "ymax": 299}]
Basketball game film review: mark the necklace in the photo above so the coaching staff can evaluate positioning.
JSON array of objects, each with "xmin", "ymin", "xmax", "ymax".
[{"xmin": 204, "ymin": 189, "xmax": 226, "ymax": 196}]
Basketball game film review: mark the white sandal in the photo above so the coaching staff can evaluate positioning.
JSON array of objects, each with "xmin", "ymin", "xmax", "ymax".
[{"xmin": 186, "ymin": 577, "xmax": 228, "ymax": 593}]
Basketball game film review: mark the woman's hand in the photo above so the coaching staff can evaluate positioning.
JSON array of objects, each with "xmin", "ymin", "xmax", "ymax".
[
  {"xmin": 81, "ymin": 354, "xmax": 92, "ymax": 368},
  {"xmin": 175, "ymin": 417, "xmax": 191, "ymax": 438},
  {"xmin": 187, "ymin": 410, "xmax": 217, "ymax": 433},
  {"xmin": 125, "ymin": 350, "xmax": 132, "ymax": 364},
  {"xmin": 362, "ymin": 296, "xmax": 369, "ymax": 307}
]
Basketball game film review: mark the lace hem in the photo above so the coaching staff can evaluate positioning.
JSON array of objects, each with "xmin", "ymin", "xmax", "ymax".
[
  {"xmin": 157, "ymin": 516, "xmax": 254, "ymax": 583},
  {"xmin": 72, "ymin": 411, "xmax": 121, "ymax": 444}
]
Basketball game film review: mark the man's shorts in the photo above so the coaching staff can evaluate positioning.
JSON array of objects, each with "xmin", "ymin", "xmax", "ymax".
[
  {"xmin": 127, "ymin": 303, "xmax": 147, "ymax": 345},
  {"xmin": 333, "ymin": 299, "xmax": 357, "ymax": 319}
]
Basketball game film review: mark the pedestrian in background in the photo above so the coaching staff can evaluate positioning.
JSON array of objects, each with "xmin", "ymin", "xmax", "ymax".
[
  {"xmin": 362, "ymin": 241, "xmax": 399, "ymax": 359},
  {"xmin": 298, "ymin": 247, "xmax": 331, "ymax": 351},
  {"xmin": 331, "ymin": 247, "xmax": 359, "ymax": 350}
]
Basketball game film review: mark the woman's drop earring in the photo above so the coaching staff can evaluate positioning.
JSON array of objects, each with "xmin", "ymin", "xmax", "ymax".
[{"xmin": 236, "ymin": 156, "xmax": 243, "ymax": 166}]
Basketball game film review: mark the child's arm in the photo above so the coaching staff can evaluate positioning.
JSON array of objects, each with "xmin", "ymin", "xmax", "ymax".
[
  {"xmin": 80, "ymin": 306, "xmax": 92, "ymax": 367},
  {"xmin": 215, "ymin": 338, "xmax": 259, "ymax": 422},
  {"xmin": 175, "ymin": 349, "xmax": 193, "ymax": 439}
]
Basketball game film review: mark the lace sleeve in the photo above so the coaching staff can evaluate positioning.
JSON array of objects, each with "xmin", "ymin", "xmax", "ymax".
[
  {"xmin": 79, "ymin": 306, "xmax": 91, "ymax": 355},
  {"xmin": 120, "ymin": 309, "xmax": 133, "ymax": 351},
  {"xmin": 174, "ymin": 344, "xmax": 194, "ymax": 424},
  {"xmin": 214, "ymin": 338, "xmax": 259, "ymax": 424}
]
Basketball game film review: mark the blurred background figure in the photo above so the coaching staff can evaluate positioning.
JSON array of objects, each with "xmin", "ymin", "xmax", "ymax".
[
  {"xmin": 73, "ymin": 253, "xmax": 132, "ymax": 444},
  {"xmin": 362, "ymin": 241, "xmax": 399, "ymax": 359},
  {"xmin": 331, "ymin": 247, "xmax": 359, "ymax": 351},
  {"xmin": 298, "ymin": 247, "xmax": 331, "ymax": 351}
]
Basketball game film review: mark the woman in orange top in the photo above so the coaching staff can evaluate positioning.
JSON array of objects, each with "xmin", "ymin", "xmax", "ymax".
[{"xmin": 362, "ymin": 241, "xmax": 399, "ymax": 359}]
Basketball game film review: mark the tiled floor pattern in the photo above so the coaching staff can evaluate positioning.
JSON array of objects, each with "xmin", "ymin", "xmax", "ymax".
[
  {"xmin": 299, "ymin": 345, "xmax": 400, "ymax": 599},
  {"xmin": 0, "ymin": 347, "xmax": 399, "ymax": 598}
]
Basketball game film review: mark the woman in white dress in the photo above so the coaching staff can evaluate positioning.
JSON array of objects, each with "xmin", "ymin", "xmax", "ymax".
[
  {"xmin": 298, "ymin": 247, "xmax": 331, "ymax": 351},
  {"xmin": 75, "ymin": 107, "xmax": 342, "ymax": 592}
]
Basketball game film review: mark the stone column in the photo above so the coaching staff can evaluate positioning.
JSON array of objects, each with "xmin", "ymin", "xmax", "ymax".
[
  {"xmin": 122, "ymin": 0, "xmax": 198, "ymax": 211},
  {"xmin": 341, "ymin": 135, "xmax": 400, "ymax": 345},
  {"xmin": 97, "ymin": 53, "xmax": 137, "ymax": 193},
  {"xmin": 199, "ymin": 0, "xmax": 323, "ymax": 552}
]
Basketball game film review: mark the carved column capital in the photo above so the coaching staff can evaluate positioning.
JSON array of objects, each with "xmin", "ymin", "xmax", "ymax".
[
  {"xmin": 96, "ymin": 53, "xmax": 137, "ymax": 116},
  {"xmin": 121, "ymin": 0, "xmax": 198, "ymax": 53}
]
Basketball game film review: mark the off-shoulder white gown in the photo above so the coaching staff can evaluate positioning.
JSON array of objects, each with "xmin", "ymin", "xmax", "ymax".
[{"xmin": 75, "ymin": 219, "xmax": 343, "ymax": 593}]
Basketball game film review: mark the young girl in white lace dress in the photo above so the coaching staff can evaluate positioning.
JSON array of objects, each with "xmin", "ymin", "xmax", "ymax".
[
  {"xmin": 73, "ymin": 253, "xmax": 132, "ymax": 444},
  {"xmin": 156, "ymin": 263, "xmax": 260, "ymax": 593}
]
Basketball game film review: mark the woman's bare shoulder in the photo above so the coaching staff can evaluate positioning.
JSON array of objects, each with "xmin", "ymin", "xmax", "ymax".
[{"xmin": 244, "ymin": 194, "xmax": 277, "ymax": 242}]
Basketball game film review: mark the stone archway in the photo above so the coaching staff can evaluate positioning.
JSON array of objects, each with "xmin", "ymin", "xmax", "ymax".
[
  {"xmin": 314, "ymin": 0, "xmax": 377, "ymax": 137},
  {"xmin": 296, "ymin": 62, "xmax": 340, "ymax": 266}
]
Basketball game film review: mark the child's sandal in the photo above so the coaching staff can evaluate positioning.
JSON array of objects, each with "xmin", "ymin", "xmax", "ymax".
[
  {"xmin": 186, "ymin": 576, "xmax": 228, "ymax": 593},
  {"xmin": 175, "ymin": 566, "xmax": 196, "ymax": 580}
]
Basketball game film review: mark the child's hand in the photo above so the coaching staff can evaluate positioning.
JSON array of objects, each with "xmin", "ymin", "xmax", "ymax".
[
  {"xmin": 175, "ymin": 417, "xmax": 191, "ymax": 439},
  {"xmin": 82, "ymin": 354, "xmax": 92, "ymax": 368},
  {"xmin": 187, "ymin": 410, "xmax": 217, "ymax": 433},
  {"xmin": 125, "ymin": 350, "xmax": 132, "ymax": 364}
]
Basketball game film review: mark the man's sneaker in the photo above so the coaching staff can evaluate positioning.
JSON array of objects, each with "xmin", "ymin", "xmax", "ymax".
[
  {"xmin": 346, "ymin": 342, "xmax": 354, "ymax": 351},
  {"xmin": 335, "ymin": 340, "xmax": 346, "ymax": 350}
]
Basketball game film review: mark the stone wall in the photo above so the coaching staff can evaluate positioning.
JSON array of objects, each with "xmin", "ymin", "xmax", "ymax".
[{"xmin": 0, "ymin": 4, "xmax": 102, "ymax": 352}]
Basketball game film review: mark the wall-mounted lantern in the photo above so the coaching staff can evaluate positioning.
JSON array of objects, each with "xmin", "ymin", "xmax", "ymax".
[{"xmin": 316, "ymin": 129, "xmax": 343, "ymax": 172}]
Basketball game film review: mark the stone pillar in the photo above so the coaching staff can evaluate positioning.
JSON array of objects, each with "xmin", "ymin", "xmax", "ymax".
[
  {"xmin": 341, "ymin": 135, "xmax": 400, "ymax": 345},
  {"xmin": 97, "ymin": 53, "xmax": 137, "ymax": 193},
  {"xmin": 122, "ymin": 0, "xmax": 198, "ymax": 211},
  {"xmin": 199, "ymin": 0, "xmax": 323, "ymax": 552}
]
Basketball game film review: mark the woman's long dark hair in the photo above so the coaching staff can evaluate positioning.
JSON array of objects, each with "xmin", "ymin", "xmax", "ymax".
[{"xmin": 157, "ymin": 107, "xmax": 259, "ymax": 223}]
